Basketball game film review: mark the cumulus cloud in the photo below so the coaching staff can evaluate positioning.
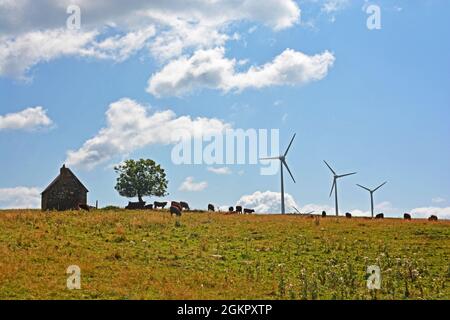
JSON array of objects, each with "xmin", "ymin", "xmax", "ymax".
[
  {"xmin": 65, "ymin": 98, "xmax": 230, "ymax": 169},
  {"xmin": 410, "ymin": 207, "xmax": 450, "ymax": 220},
  {"xmin": 207, "ymin": 166, "xmax": 232, "ymax": 175},
  {"xmin": 147, "ymin": 47, "xmax": 335, "ymax": 97},
  {"xmin": 0, "ymin": 0, "xmax": 300, "ymax": 78},
  {"xmin": 236, "ymin": 190, "xmax": 299, "ymax": 213},
  {"xmin": 0, "ymin": 106, "xmax": 53, "ymax": 131},
  {"xmin": 0, "ymin": 187, "xmax": 41, "ymax": 209},
  {"xmin": 179, "ymin": 176, "xmax": 208, "ymax": 192}
]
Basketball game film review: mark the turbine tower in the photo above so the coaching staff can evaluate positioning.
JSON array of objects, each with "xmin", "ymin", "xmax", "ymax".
[
  {"xmin": 357, "ymin": 181, "xmax": 387, "ymax": 218},
  {"xmin": 324, "ymin": 160, "xmax": 357, "ymax": 216},
  {"xmin": 260, "ymin": 134, "xmax": 296, "ymax": 214}
]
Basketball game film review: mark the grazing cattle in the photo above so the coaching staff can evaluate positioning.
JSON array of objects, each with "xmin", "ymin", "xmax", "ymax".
[
  {"xmin": 375, "ymin": 213, "xmax": 384, "ymax": 219},
  {"xmin": 154, "ymin": 201, "xmax": 167, "ymax": 209},
  {"xmin": 244, "ymin": 208, "xmax": 255, "ymax": 214},
  {"xmin": 404, "ymin": 213, "xmax": 412, "ymax": 220},
  {"xmin": 428, "ymin": 215, "xmax": 438, "ymax": 221},
  {"xmin": 171, "ymin": 201, "xmax": 182, "ymax": 210},
  {"xmin": 208, "ymin": 204, "xmax": 215, "ymax": 211},
  {"xmin": 229, "ymin": 206, "xmax": 234, "ymax": 212},
  {"xmin": 180, "ymin": 201, "xmax": 190, "ymax": 211},
  {"xmin": 322, "ymin": 211, "xmax": 327, "ymax": 217},
  {"xmin": 78, "ymin": 204, "xmax": 90, "ymax": 211},
  {"xmin": 144, "ymin": 204, "xmax": 153, "ymax": 209},
  {"xmin": 235, "ymin": 206, "xmax": 243, "ymax": 214},
  {"xmin": 345, "ymin": 212, "xmax": 352, "ymax": 219},
  {"xmin": 170, "ymin": 206, "xmax": 182, "ymax": 216},
  {"xmin": 125, "ymin": 201, "xmax": 146, "ymax": 210}
]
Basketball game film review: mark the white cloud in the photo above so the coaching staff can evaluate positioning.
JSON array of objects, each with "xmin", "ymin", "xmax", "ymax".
[
  {"xmin": 432, "ymin": 197, "xmax": 446, "ymax": 204},
  {"xmin": 322, "ymin": 0, "xmax": 350, "ymax": 14},
  {"xmin": 147, "ymin": 47, "xmax": 335, "ymax": 97},
  {"xmin": 0, "ymin": 187, "xmax": 41, "ymax": 209},
  {"xmin": 179, "ymin": 176, "xmax": 208, "ymax": 192},
  {"xmin": 65, "ymin": 98, "xmax": 230, "ymax": 169},
  {"xmin": 236, "ymin": 190, "xmax": 299, "ymax": 213},
  {"xmin": 207, "ymin": 166, "xmax": 232, "ymax": 175},
  {"xmin": 0, "ymin": 0, "xmax": 300, "ymax": 78},
  {"xmin": 0, "ymin": 106, "xmax": 53, "ymax": 131},
  {"xmin": 410, "ymin": 207, "xmax": 450, "ymax": 220}
]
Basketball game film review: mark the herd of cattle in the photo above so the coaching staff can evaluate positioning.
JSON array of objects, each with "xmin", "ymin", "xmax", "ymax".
[
  {"xmin": 123, "ymin": 201, "xmax": 256, "ymax": 216},
  {"xmin": 79, "ymin": 202, "xmax": 439, "ymax": 221}
]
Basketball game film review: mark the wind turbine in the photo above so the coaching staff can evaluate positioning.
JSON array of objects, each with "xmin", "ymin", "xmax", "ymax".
[
  {"xmin": 356, "ymin": 181, "xmax": 387, "ymax": 218},
  {"xmin": 260, "ymin": 134, "xmax": 296, "ymax": 214},
  {"xmin": 324, "ymin": 160, "xmax": 357, "ymax": 216},
  {"xmin": 292, "ymin": 206, "xmax": 313, "ymax": 215}
]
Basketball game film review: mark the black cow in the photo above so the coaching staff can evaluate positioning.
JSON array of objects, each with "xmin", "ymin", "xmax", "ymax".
[
  {"xmin": 345, "ymin": 212, "xmax": 352, "ymax": 219},
  {"xmin": 375, "ymin": 213, "xmax": 384, "ymax": 219},
  {"xmin": 322, "ymin": 211, "xmax": 327, "ymax": 217},
  {"xmin": 208, "ymin": 204, "xmax": 215, "ymax": 211},
  {"xmin": 228, "ymin": 206, "xmax": 234, "ymax": 212},
  {"xmin": 144, "ymin": 204, "xmax": 153, "ymax": 209},
  {"xmin": 170, "ymin": 206, "xmax": 182, "ymax": 216},
  {"xmin": 404, "ymin": 213, "xmax": 411, "ymax": 220},
  {"xmin": 244, "ymin": 208, "xmax": 255, "ymax": 214},
  {"xmin": 180, "ymin": 201, "xmax": 190, "ymax": 210},
  {"xmin": 235, "ymin": 206, "xmax": 243, "ymax": 214},
  {"xmin": 154, "ymin": 201, "xmax": 167, "ymax": 209},
  {"xmin": 428, "ymin": 215, "xmax": 438, "ymax": 221},
  {"xmin": 78, "ymin": 204, "xmax": 90, "ymax": 211},
  {"xmin": 125, "ymin": 201, "xmax": 145, "ymax": 209}
]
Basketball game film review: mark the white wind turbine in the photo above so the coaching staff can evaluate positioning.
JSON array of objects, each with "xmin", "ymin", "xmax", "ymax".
[
  {"xmin": 260, "ymin": 134, "xmax": 296, "ymax": 214},
  {"xmin": 356, "ymin": 181, "xmax": 387, "ymax": 218},
  {"xmin": 324, "ymin": 160, "xmax": 357, "ymax": 216}
]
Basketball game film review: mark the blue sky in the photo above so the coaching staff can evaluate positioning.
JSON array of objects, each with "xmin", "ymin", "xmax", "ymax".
[{"xmin": 1, "ymin": 0, "xmax": 449, "ymax": 218}]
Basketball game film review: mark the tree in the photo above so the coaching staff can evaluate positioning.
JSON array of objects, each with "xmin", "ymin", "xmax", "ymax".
[{"xmin": 114, "ymin": 159, "xmax": 168, "ymax": 203}]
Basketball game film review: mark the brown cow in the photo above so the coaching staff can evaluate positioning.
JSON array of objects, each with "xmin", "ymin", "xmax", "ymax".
[
  {"xmin": 404, "ymin": 213, "xmax": 411, "ymax": 220},
  {"xmin": 428, "ymin": 215, "xmax": 438, "ymax": 221}
]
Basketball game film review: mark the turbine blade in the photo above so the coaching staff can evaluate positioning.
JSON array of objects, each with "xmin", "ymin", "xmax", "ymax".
[
  {"xmin": 259, "ymin": 157, "xmax": 280, "ymax": 161},
  {"xmin": 356, "ymin": 184, "xmax": 371, "ymax": 192},
  {"xmin": 305, "ymin": 211, "xmax": 314, "ymax": 215},
  {"xmin": 282, "ymin": 160, "xmax": 296, "ymax": 183},
  {"xmin": 284, "ymin": 133, "xmax": 296, "ymax": 157},
  {"xmin": 323, "ymin": 160, "xmax": 336, "ymax": 175},
  {"xmin": 329, "ymin": 179, "xmax": 336, "ymax": 198},
  {"xmin": 292, "ymin": 206, "xmax": 300, "ymax": 213},
  {"xmin": 373, "ymin": 181, "xmax": 387, "ymax": 192},
  {"xmin": 338, "ymin": 172, "xmax": 357, "ymax": 178}
]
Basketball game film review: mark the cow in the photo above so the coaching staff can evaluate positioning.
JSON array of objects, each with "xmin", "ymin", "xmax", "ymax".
[
  {"xmin": 375, "ymin": 213, "xmax": 384, "ymax": 219},
  {"xmin": 170, "ymin": 206, "xmax": 182, "ymax": 216},
  {"xmin": 125, "ymin": 201, "xmax": 145, "ymax": 210},
  {"xmin": 180, "ymin": 201, "xmax": 190, "ymax": 211},
  {"xmin": 244, "ymin": 208, "xmax": 255, "ymax": 214},
  {"xmin": 345, "ymin": 212, "xmax": 352, "ymax": 219},
  {"xmin": 78, "ymin": 204, "xmax": 90, "ymax": 211},
  {"xmin": 208, "ymin": 204, "xmax": 215, "ymax": 211},
  {"xmin": 428, "ymin": 215, "xmax": 438, "ymax": 221},
  {"xmin": 228, "ymin": 206, "xmax": 234, "ymax": 212},
  {"xmin": 144, "ymin": 204, "xmax": 153, "ymax": 209},
  {"xmin": 235, "ymin": 206, "xmax": 243, "ymax": 214},
  {"xmin": 404, "ymin": 213, "xmax": 412, "ymax": 220},
  {"xmin": 154, "ymin": 201, "xmax": 167, "ymax": 209},
  {"xmin": 322, "ymin": 211, "xmax": 327, "ymax": 218}
]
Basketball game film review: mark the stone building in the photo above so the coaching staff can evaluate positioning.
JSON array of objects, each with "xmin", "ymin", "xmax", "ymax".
[{"xmin": 41, "ymin": 165, "xmax": 88, "ymax": 211}]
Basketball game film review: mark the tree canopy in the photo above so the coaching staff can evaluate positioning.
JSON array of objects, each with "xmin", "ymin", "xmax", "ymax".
[{"xmin": 114, "ymin": 159, "xmax": 168, "ymax": 203}]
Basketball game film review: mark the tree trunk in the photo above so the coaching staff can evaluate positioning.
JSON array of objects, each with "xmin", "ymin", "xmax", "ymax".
[{"xmin": 138, "ymin": 194, "xmax": 143, "ymax": 203}]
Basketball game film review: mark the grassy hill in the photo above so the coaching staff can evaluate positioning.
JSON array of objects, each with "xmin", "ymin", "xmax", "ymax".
[{"xmin": 0, "ymin": 209, "xmax": 449, "ymax": 300}]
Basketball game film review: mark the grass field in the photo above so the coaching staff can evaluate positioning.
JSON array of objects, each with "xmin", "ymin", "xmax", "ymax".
[{"xmin": 0, "ymin": 209, "xmax": 449, "ymax": 300}]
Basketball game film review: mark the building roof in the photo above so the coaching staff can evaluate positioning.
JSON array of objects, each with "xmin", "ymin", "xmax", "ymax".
[{"xmin": 41, "ymin": 165, "xmax": 89, "ymax": 195}]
